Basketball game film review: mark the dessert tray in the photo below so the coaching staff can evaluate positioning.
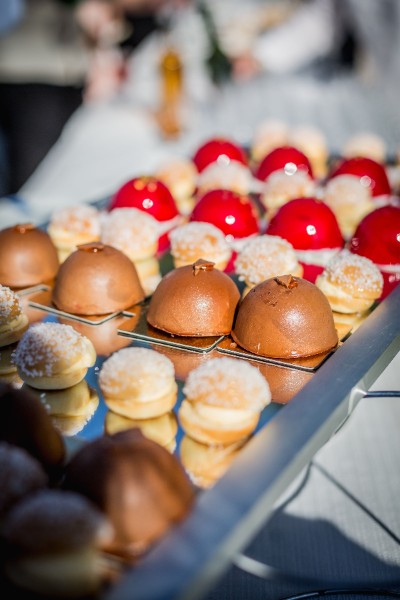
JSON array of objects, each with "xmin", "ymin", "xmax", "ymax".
[{"xmin": 7, "ymin": 250, "xmax": 399, "ymax": 600}]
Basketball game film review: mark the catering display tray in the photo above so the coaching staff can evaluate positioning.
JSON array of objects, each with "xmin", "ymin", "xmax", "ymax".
[{"xmin": 6, "ymin": 245, "xmax": 398, "ymax": 600}]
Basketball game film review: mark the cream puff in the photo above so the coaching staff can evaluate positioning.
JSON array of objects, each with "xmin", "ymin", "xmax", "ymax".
[
  {"xmin": 289, "ymin": 125, "xmax": 329, "ymax": 179},
  {"xmin": 261, "ymin": 170, "xmax": 316, "ymax": 217},
  {"xmin": 155, "ymin": 157, "xmax": 197, "ymax": 216},
  {"xmin": 234, "ymin": 234, "xmax": 303, "ymax": 296},
  {"xmin": 342, "ymin": 132, "xmax": 386, "ymax": 163},
  {"xmin": 101, "ymin": 208, "xmax": 161, "ymax": 296},
  {"xmin": 315, "ymin": 249, "xmax": 384, "ymax": 313},
  {"xmin": 105, "ymin": 411, "xmax": 178, "ymax": 453},
  {"xmin": 99, "ymin": 347, "xmax": 177, "ymax": 420},
  {"xmin": 169, "ymin": 222, "xmax": 232, "ymax": 271},
  {"xmin": 47, "ymin": 204, "xmax": 102, "ymax": 263},
  {"xmin": 323, "ymin": 174, "xmax": 375, "ymax": 240},
  {"xmin": 179, "ymin": 357, "xmax": 271, "ymax": 445},
  {"xmin": 196, "ymin": 160, "xmax": 255, "ymax": 196},
  {"xmin": 180, "ymin": 435, "xmax": 247, "ymax": 489},
  {"xmin": 250, "ymin": 119, "xmax": 289, "ymax": 164},
  {"xmin": 0, "ymin": 285, "xmax": 29, "ymax": 348},
  {"xmin": 2, "ymin": 489, "xmax": 114, "ymax": 598},
  {"xmin": 12, "ymin": 323, "xmax": 96, "ymax": 390}
]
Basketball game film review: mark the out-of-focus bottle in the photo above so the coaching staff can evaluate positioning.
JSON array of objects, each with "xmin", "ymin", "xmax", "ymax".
[{"xmin": 157, "ymin": 44, "xmax": 183, "ymax": 139}]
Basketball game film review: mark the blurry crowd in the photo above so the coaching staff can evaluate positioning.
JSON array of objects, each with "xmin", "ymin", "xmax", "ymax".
[{"xmin": 0, "ymin": 0, "xmax": 399, "ymax": 199}]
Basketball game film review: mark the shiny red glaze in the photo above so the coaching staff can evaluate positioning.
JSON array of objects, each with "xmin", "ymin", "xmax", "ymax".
[
  {"xmin": 255, "ymin": 146, "xmax": 314, "ymax": 182},
  {"xmin": 192, "ymin": 137, "xmax": 248, "ymax": 173},
  {"xmin": 190, "ymin": 189, "xmax": 260, "ymax": 240},
  {"xmin": 328, "ymin": 157, "xmax": 391, "ymax": 197},
  {"xmin": 350, "ymin": 205, "xmax": 400, "ymax": 299},
  {"xmin": 266, "ymin": 197, "xmax": 344, "ymax": 250},
  {"xmin": 109, "ymin": 176, "xmax": 179, "ymax": 252}
]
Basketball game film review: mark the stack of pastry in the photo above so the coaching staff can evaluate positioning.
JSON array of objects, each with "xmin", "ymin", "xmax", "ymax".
[
  {"xmin": 47, "ymin": 204, "xmax": 102, "ymax": 263},
  {"xmin": 155, "ymin": 157, "xmax": 197, "ymax": 216},
  {"xmin": 169, "ymin": 222, "xmax": 232, "ymax": 271},
  {"xmin": 260, "ymin": 169, "xmax": 316, "ymax": 218},
  {"xmin": 0, "ymin": 286, "xmax": 29, "ymax": 378},
  {"xmin": 101, "ymin": 208, "xmax": 161, "ymax": 296}
]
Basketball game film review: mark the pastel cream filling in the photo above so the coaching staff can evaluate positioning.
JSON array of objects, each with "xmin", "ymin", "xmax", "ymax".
[
  {"xmin": 296, "ymin": 248, "xmax": 341, "ymax": 267},
  {"xmin": 317, "ymin": 276, "xmax": 378, "ymax": 300}
]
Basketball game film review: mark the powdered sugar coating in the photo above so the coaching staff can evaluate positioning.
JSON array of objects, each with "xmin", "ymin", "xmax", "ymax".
[
  {"xmin": 324, "ymin": 249, "xmax": 383, "ymax": 295},
  {"xmin": 49, "ymin": 204, "xmax": 101, "ymax": 237},
  {"xmin": 262, "ymin": 170, "xmax": 316, "ymax": 208},
  {"xmin": 0, "ymin": 285, "xmax": 22, "ymax": 324},
  {"xmin": 235, "ymin": 235, "xmax": 301, "ymax": 285},
  {"xmin": 101, "ymin": 208, "xmax": 159, "ymax": 258},
  {"xmin": 99, "ymin": 347, "xmax": 175, "ymax": 397},
  {"xmin": 169, "ymin": 222, "xmax": 231, "ymax": 264},
  {"xmin": 12, "ymin": 322, "xmax": 93, "ymax": 378},
  {"xmin": 183, "ymin": 357, "xmax": 271, "ymax": 411}
]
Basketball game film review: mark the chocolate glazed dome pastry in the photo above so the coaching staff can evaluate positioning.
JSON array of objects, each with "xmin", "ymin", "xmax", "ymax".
[
  {"xmin": 147, "ymin": 259, "xmax": 240, "ymax": 337},
  {"xmin": 232, "ymin": 274, "xmax": 338, "ymax": 359}
]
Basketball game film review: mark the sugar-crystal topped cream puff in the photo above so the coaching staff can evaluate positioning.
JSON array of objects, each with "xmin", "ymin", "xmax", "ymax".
[
  {"xmin": 12, "ymin": 323, "xmax": 96, "ymax": 390},
  {"xmin": 179, "ymin": 357, "xmax": 271, "ymax": 445},
  {"xmin": 315, "ymin": 249, "xmax": 383, "ymax": 314},
  {"xmin": 0, "ymin": 285, "xmax": 29, "ymax": 348},
  {"xmin": 169, "ymin": 222, "xmax": 232, "ymax": 271},
  {"xmin": 261, "ymin": 170, "xmax": 316, "ymax": 217},
  {"xmin": 99, "ymin": 347, "xmax": 177, "ymax": 420},
  {"xmin": 47, "ymin": 204, "xmax": 102, "ymax": 263}
]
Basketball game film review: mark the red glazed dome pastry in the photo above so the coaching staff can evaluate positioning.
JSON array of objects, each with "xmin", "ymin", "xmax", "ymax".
[
  {"xmin": 316, "ymin": 249, "xmax": 383, "ymax": 313},
  {"xmin": 63, "ymin": 429, "xmax": 195, "ymax": 558},
  {"xmin": 47, "ymin": 204, "xmax": 102, "ymax": 263},
  {"xmin": 169, "ymin": 221, "xmax": 232, "ymax": 271},
  {"xmin": 328, "ymin": 156, "xmax": 391, "ymax": 198},
  {"xmin": 349, "ymin": 205, "xmax": 400, "ymax": 299},
  {"xmin": 52, "ymin": 242, "xmax": 144, "ymax": 315},
  {"xmin": 255, "ymin": 146, "xmax": 314, "ymax": 182},
  {"xmin": 108, "ymin": 175, "xmax": 181, "ymax": 253},
  {"xmin": 179, "ymin": 356, "xmax": 271, "ymax": 445},
  {"xmin": 232, "ymin": 274, "xmax": 339, "ymax": 359},
  {"xmin": 0, "ymin": 285, "xmax": 29, "ymax": 348},
  {"xmin": 147, "ymin": 260, "xmax": 240, "ymax": 337},
  {"xmin": 234, "ymin": 235, "xmax": 303, "ymax": 296},
  {"xmin": 0, "ymin": 224, "xmax": 59, "ymax": 289},
  {"xmin": 12, "ymin": 322, "xmax": 96, "ymax": 390},
  {"xmin": 99, "ymin": 347, "xmax": 178, "ymax": 420},
  {"xmin": 266, "ymin": 197, "xmax": 344, "ymax": 283},
  {"xmin": 192, "ymin": 136, "xmax": 248, "ymax": 173}
]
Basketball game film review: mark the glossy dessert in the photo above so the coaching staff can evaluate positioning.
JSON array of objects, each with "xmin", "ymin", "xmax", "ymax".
[
  {"xmin": 147, "ymin": 260, "xmax": 240, "ymax": 337},
  {"xmin": 12, "ymin": 322, "xmax": 96, "ymax": 390},
  {"xmin": 192, "ymin": 136, "xmax": 248, "ymax": 173},
  {"xmin": 0, "ymin": 285, "xmax": 29, "ymax": 348},
  {"xmin": 232, "ymin": 275, "xmax": 339, "ymax": 358},
  {"xmin": 63, "ymin": 429, "xmax": 195, "ymax": 558},
  {"xmin": 52, "ymin": 242, "xmax": 144, "ymax": 315},
  {"xmin": 349, "ymin": 205, "xmax": 400, "ymax": 299},
  {"xmin": 316, "ymin": 249, "xmax": 383, "ymax": 313},
  {"xmin": 169, "ymin": 221, "xmax": 232, "ymax": 271},
  {"xmin": 266, "ymin": 197, "xmax": 344, "ymax": 282},
  {"xmin": 328, "ymin": 156, "xmax": 391, "ymax": 198},
  {"xmin": 99, "ymin": 347, "xmax": 178, "ymax": 420},
  {"xmin": 255, "ymin": 146, "xmax": 314, "ymax": 182},
  {"xmin": 179, "ymin": 356, "xmax": 271, "ymax": 445},
  {"xmin": 0, "ymin": 223, "xmax": 59, "ymax": 289}
]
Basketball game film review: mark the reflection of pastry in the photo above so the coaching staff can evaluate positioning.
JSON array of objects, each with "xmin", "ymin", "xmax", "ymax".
[
  {"xmin": 150, "ymin": 344, "xmax": 213, "ymax": 382},
  {"xmin": 63, "ymin": 429, "xmax": 195, "ymax": 558},
  {"xmin": 315, "ymin": 249, "xmax": 383, "ymax": 314},
  {"xmin": 0, "ymin": 442, "xmax": 48, "ymax": 521},
  {"xmin": 99, "ymin": 347, "xmax": 177, "ymax": 419},
  {"xmin": 105, "ymin": 410, "xmax": 178, "ymax": 453},
  {"xmin": 101, "ymin": 208, "xmax": 161, "ymax": 296},
  {"xmin": 169, "ymin": 222, "xmax": 232, "ymax": 271},
  {"xmin": 2, "ymin": 489, "xmax": 114, "ymax": 598},
  {"xmin": 180, "ymin": 435, "xmax": 247, "ymax": 489},
  {"xmin": 58, "ymin": 313, "xmax": 136, "ymax": 357},
  {"xmin": 0, "ymin": 223, "xmax": 59, "ymax": 289},
  {"xmin": 47, "ymin": 204, "xmax": 102, "ymax": 263},
  {"xmin": 12, "ymin": 323, "xmax": 96, "ymax": 390},
  {"xmin": 323, "ymin": 174, "xmax": 375, "ymax": 240},
  {"xmin": 155, "ymin": 157, "xmax": 197, "ymax": 216},
  {"xmin": 261, "ymin": 170, "xmax": 316, "ymax": 217},
  {"xmin": 25, "ymin": 380, "xmax": 99, "ymax": 437},
  {"xmin": 0, "ymin": 383, "xmax": 65, "ymax": 471},
  {"xmin": 147, "ymin": 260, "xmax": 240, "ymax": 337},
  {"xmin": 0, "ymin": 343, "xmax": 18, "ymax": 375},
  {"xmin": 52, "ymin": 243, "xmax": 144, "ymax": 316},
  {"xmin": 179, "ymin": 357, "xmax": 271, "ymax": 445},
  {"xmin": 234, "ymin": 234, "xmax": 303, "ymax": 296},
  {"xmin": 0, "ymin": 285, "xmax": 29, "ymax": 347},
  {"xmin": 232, "ymin": 275, "xmax": 338, "ymax": 359}
]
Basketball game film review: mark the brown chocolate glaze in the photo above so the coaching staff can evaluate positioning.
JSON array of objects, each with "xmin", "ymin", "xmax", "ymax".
[
  {"xmin": 147, "ymin": 260, "xmax": 240, "ymax": 336},
  {"xmin": 52, "ymin": 243, "xmax": 145, "ymax": 315},
  {"xmin": 232, "ymin": 274, "xmax": 338, "ymax": 358},
  {"xmin": 0, "ymin": 224, "xmax": 59, "ymax": 288}
]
